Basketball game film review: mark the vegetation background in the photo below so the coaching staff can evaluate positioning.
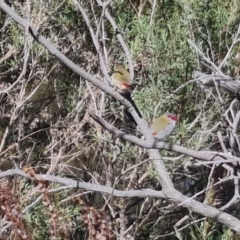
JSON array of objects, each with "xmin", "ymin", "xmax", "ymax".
[{"xmin": 0, "ymin": 0, "xmax": 240, "ymax": 239}]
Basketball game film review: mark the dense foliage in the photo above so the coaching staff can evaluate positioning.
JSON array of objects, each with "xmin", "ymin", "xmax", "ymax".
[{"xmin": 0, "ymin": 0, "xmax": 240, "ymax": 239}]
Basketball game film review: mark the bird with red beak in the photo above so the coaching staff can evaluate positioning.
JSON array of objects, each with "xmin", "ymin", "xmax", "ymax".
[
  {"xmin": 150, "ymin": 112, "xmax": 179, "ymax": 140},
  {"xmin": 111, "ymin": 63, "xmax": 142, "ymax": 123}
]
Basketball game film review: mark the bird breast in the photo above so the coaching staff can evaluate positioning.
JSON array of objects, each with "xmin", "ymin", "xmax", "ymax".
[
  {"xmin": 111, "ymin": 75, "xmax": 131, "ymax": 93},
  {"xmin": 154, "ymin": 120, "xmax": 176, "ymax": 140}
]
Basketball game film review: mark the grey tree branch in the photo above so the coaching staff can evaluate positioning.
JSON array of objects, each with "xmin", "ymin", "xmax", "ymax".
[
  {"xmin": 0, "ymin": 0, "xmax": 157, "ymax": 190},
  {"xmin": 0, "ymin": 168, "xmax": 240, "ymax": 233},
  {"xmin": 0, "ymin": 0, "xmax": 146, "ymax": 129},
  {"xmin": 96, "ymin": 0, "xmax": 135, "ymax": 82},
  {"xmin": 1, "ymin": 1, "xmax": 240, "ymax": 233},
  {"xmin": 89, "ymin": 113, "xmax": 240, "ymax": 162},
  {"xmin": 72, "ymin": 0, "xmax": 110, "ymax": 83},
  {"xmin": 188, "ymin": 39, "xmax": 223, "ymax": 75},
  {"xmin": 0, "ymin": 168, "xmax": 162, "ymax": 198},
  {"xmin": 193, "ymin": 71, "xmax": 240, "ymax": 97}
]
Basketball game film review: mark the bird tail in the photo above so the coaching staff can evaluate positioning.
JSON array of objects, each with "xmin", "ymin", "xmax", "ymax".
[
  {"xmin": 122, "ymin": 92, "xmax": 142, "ymax": 123},
  {"xmin": 127, "ymin": 96, "xmax": 142, "ymax": 118}
]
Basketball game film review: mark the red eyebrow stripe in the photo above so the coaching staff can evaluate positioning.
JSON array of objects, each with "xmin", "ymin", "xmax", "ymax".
[
  {"xmin": 122, "ymin": 83, "xmax": 131, "ymax": 89},
  {"xmin": 168, "ymin": 115, "xmax": 178, "ymax": 121}
]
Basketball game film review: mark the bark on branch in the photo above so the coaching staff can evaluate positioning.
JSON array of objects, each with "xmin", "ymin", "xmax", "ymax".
[
  {"xmin": 1, "ymin": 1, "xmax": 240, "ymax": 233},
  {"xmin": 193, "ymin": 71, "xmax": 240, "ymax": 98},
  {"xmin": 0, "ymin": 168, "xmax": 239, "ymax": 233},
  {"xmin": 90, "ymin": 113, "xmax": 240, "ymax": 163}
]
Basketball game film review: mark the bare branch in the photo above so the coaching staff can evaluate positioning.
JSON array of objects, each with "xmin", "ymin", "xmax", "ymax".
[
  {"xmin": 89, "ymin": 112, "xmax": 240, "ymax": 162},
  {"xmin": 2, "ymin": 1, "xmax": 240, "ymax": 233},
  {"xmin": 0, "ymin": 168, "xmax": 163, "ymax": 198},
  {"xmin": 72, "ymin": 0, "xmax": 110, "ymax": 82},
  {"xmin": 193, "ymin": 71, "xmax": 240, "ymax": 97},
  {"xmin": 188, "ymin": 39, "xmax": 223, "ymax": 75},
  {"xmin": 0, "ymin": 1, "xmax": 146, "ymax": 129},
  {"xmin": 1, "ymin": 168, "xmax": 240, "ymax": 233},
  {"xmin": 219, "ymin": 23, "xmax": 240, "ymax": 69},
  {"xmin": 97, "ymin": 0, "xmax": 135, "ymax": 81}
]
